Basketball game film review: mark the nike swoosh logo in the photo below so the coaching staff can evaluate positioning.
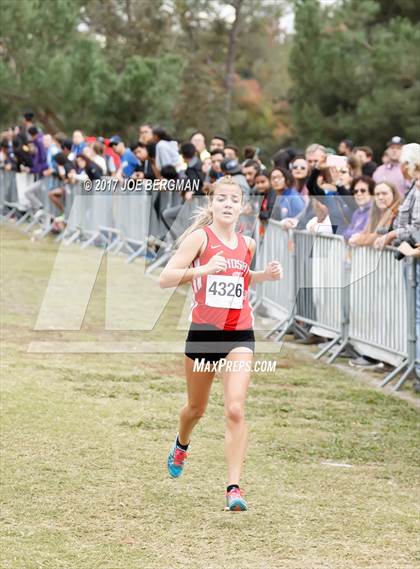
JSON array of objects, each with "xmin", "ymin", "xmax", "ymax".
[{"xmin": 210, "ymin": 245, "xmax": 221, "ymax": 249}]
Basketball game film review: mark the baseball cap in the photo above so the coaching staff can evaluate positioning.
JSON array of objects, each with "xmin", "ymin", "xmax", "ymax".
[
  {"xmin": 221, "ymin": 158, "xmax": 242, "ymax": 175},
  {"xmin": 109, "ymin": 135, "xmax": 123, "ymax": 146},
  {"xmin": 387, "ymin": 136, "xmax": 405, "ymax": 147}
]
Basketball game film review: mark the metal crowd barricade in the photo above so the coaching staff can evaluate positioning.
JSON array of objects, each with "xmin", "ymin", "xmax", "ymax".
[
  {"xmin": 62, "ymin": 180, "xmax": 79, "ymax": 221},
  {"xmin": 145, "ymin": 195, "xmax": 207, "ymax": 273},
  {"xmin": 255, "ymin": 220, "xmax": 295, "ymax": 337},
  {"xmin": 380, "ymin": 254, "xmax": 417, "ymax": 391},
  {"xmin": 112, "ymin": 190, "xmax": 152, "ymax": 261},
  {"xmin": 23, "ymin": 175, "xmax": 63, "ymax": 236},
  {"xmin": 0, "ymin": 169, "xmax": 18, "ymax": 214},
  {"xmin": 348, "ymin": 245, "xmax": 416, "ymax": 389},
  {"xmin": 80, "ymin": 186, "xmax": 115, "ymax": 250},
  {"xmin": 256, "ymin": 222, "xmax": 415, "ymax": 388},
  {"xmin": 60, "ymin": 178, "xmax": 115, "ymax": 249},
  {"xmin": 60, "ymin": 183, "xmax": 88, "ymax": 245},
  {"xmin": 292, "ymin": 230, "xmax": 350, "ymax": 362},
  {"xmin": 259, "ymin": 224, "xmax": 349, "ymax": 362},
  {"xmin": 1, "ymin": 171, "xmax": 35, "ymax": 225}
]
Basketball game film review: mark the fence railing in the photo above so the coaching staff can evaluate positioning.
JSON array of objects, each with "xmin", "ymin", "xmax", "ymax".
[
  {"xmin": 256, "ymin": 219, "xmax": 417, "ymax": 390},
  {"xmin": 1, "ymin": 170, "xmax": 417, "ymax": 391}
]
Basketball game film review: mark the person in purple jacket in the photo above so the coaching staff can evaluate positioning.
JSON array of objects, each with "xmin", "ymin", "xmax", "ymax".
[
  {"xmin": 343, "ymin": 176, "xmax": 375, "ymax": 241},
  {"xmin": 22, "ymin": 126, "xmax": 50, "ymax": 212}
]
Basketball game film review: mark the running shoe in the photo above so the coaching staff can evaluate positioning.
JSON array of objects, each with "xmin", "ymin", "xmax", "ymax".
[
  {"xmin": 225, "ymin": 487, "xmax": 248, "ymax": 511},
  {"xmin": 167, "ymin": 442, "xmax": 188, "ymax": 478}
]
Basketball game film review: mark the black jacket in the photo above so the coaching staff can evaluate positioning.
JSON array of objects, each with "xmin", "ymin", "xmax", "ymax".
[
  {"xmin": 183, "ymin": 157, "xmax": 205, "ymax": 194},
  {"xmin": 362, "ymin": 161, "xmax": 377, "ymax": 177}
]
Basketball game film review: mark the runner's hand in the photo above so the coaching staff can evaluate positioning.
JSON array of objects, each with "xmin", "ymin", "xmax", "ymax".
[
  {"xmin": 204, "ymin": 251, "xmax": 228, "ymax": 275},
  {"xmin": 264, "ymin": 261, "xmax": 283, "ymax": 281}
]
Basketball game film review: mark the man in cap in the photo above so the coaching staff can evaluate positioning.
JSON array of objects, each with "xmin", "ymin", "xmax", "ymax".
[
  {"xmin": 373, "ymin": 136, "xmax": 407, "ymax": 196},
  {"xmin": 221, "ymin": 158, "xmax": 250, "ymax": 197},
  {"xmin": 109, "ymin": 135, "xmax": 139, "ymax": 178}
]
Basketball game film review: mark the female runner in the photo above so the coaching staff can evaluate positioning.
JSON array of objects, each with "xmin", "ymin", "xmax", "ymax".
[{"xmin": 159, "ymin": 176, "xmax": 283, "ymax": 511}]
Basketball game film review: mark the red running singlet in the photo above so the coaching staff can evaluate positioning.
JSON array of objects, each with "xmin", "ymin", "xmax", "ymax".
[{"xmin": 189, "ymin": 225, "xmax": 254, "ymax": 331}]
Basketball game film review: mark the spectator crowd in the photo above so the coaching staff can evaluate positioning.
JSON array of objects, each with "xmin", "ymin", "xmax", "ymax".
[{"xmin": 1, "ymin": 111, "xmax": 419, "ymax": 386}]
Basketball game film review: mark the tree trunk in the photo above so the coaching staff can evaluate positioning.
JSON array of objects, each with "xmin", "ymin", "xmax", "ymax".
[
  {"xmin": 126, "ymin": 0, "xmax": 133, "ymax": 25},
  {"xmin": 37, "ymin": 109, "xmax": 64, "ymax": 134},
  {"xmin": 223, "ymin": 0, "xmax": 243, "ymax": 132}
]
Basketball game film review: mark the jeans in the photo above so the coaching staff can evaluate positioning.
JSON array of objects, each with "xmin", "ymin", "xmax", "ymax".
[
  {"xmin": 162, "ymin": 204, "xmax": 183, "ymax": 240},
  {"xmin": 25, "ymin": 178, "xmax": 44, "ymax": 211}
]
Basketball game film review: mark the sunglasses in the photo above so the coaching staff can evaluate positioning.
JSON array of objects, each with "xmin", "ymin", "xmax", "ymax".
[
  {"xmin": 292, "ymin": 165, "xmax": 307, "ymax": 170},
  {"xmin": 353, "ymin": 188, "xmax": 368, "ymax": 194}
]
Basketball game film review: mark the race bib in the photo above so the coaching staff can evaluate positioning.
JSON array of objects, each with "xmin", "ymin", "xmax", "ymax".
[{"xmin": 205, "ymin": 275, "xmax": 244, "ymax": 309}]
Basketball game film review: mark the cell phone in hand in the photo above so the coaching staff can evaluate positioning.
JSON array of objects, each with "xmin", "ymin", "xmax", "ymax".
[{"xmin": 326, "ymin": 155, "xmax": 348, "ymax": 169}]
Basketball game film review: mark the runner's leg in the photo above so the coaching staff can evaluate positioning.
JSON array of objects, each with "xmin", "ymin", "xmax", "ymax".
[
  {"xmin": 221, "ymin": 347, "xmax": 253, "ymax": 486},
  {"xmin": 177, "ymin": 355, "xmax": 216, "ymax": 445}
]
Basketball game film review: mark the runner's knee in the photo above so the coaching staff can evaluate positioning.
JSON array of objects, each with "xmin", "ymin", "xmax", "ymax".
[
  {"xmin": 186, "ymin": 403, "xmax": 206, "ymax": 419},
  {"xmin": 225, "ymin": 402, "xmax": 244, "ymax": 423}
]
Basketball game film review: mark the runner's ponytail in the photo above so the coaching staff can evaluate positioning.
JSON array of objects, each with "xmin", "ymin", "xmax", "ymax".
[{"xmin": 175, "ymin": 205, "xmax": 213, "ymax": 247}]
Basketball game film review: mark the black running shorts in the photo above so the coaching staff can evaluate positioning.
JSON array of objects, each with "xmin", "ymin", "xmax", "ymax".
[{"xmin": 185, "ymin": 322, "xmax": 255, "ymax": 364}]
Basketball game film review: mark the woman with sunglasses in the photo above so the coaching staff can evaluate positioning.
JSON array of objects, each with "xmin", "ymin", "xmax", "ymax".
[
  {"xmin": 343, "ymin": 176, "xmax": 375, "ymax": 240},
  {"xmin": 290, "ymin": 156, "xmax": 309, "ymax": 199},
  {"xmin": 348, "ymin": 181, "xmax": 401, "ymax": 247}
]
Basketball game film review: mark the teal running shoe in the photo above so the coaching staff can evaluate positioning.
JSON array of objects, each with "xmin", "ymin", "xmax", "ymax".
[
  {"xmin": 167, "ymin": 442, "xmax": 188, "ymax": 478},
  {"xmin": 225, "ymin": 487, "xmax": 248, "ymax": 511}
]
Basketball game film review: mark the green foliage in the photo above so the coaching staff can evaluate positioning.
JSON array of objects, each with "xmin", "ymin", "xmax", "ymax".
[
  {"xmin": 0, "ymin": 0, "xmax": 184, "ymax": 138},
  {"xmin": 0, "ymin": 0, "xmax": 290, "ymax": 148},
  {"xmin": 109, "ymin": 55, "xmax": 185, "ymax": 137},
  {"xmin": 3, "ymin": 0, "xmax": 417, "ymax": 153},
  {"xmin": 289, "ymin": 0, "xmax": 420, "ymax": 155}
]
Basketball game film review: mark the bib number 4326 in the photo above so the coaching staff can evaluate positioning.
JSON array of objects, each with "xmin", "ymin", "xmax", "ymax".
[{"xmin": 205, "ymin": 275, "xmax": 244, "ymax": 309}]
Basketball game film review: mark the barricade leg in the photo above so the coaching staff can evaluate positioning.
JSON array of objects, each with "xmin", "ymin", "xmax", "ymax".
[
  {"xmin": 126, "ymin": 241, "xmax": 148, "ymax": 263},
  {"xmin": 380, "ymin": 359, "xmax": 410, "ymax": 388},
  {"xmin": 263, "ymin": 315, "xmax": 292, "ymax": 341},
  {"xmin": 393, "ymin": 361, "xmax": 416, "ymax": 391},
  {"xmin": 80, "ymin": 230, "xmax": 107, "ymax": 250},
  {"xmin": 315, "ymin": 336, "xmax": 341, "ymax": 360}
]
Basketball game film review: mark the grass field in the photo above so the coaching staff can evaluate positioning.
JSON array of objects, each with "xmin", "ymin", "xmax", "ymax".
[{"xmin": 1, "ymin": 225, "xmax": 419, "ymax": 569}]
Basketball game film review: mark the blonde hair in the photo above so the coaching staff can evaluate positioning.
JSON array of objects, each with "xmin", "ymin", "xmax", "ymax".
[{"xmin": 175, "ymin": 175, "xmax": 243, "ymax": 247}]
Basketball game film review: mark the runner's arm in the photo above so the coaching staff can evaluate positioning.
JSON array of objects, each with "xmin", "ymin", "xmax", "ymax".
[
  {"xmin": 159, "ymin": 230, "xmax": 207, "ymax": 288},
  {"xmin": 245, "ymin": 237, "xmax": 266, "ymax": 285},
  {"xmin": 246, "ymin": 237, "xmax": 283, "ymax": 285}
]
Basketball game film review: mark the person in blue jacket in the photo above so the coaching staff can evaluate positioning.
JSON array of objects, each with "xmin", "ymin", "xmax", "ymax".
[
  {"xmin": 270, "ymin": 166, "xmax": 305, "ymax": 221},
  {"xmin": 109, "ymin": 135, "xmax": 139, "ymax": 178}
]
